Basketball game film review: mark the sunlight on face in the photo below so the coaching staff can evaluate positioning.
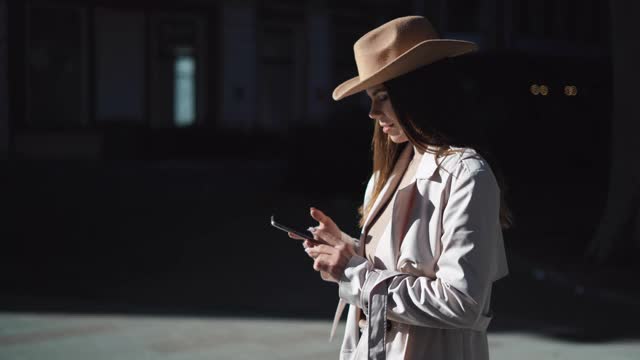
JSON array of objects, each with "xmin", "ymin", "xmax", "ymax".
[{"xmin": 366, "ymin": 85, "xmax": 408, "ymax": 143}]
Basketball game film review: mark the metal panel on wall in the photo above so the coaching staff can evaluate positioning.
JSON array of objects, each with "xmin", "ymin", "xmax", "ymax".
[
  {"xmin": 25, "ymin": 1, "xmax": 89, "ymax": 128},
  {"xmin": 95, "ymin": 8, "xmax": 145, "ymax": 125}
]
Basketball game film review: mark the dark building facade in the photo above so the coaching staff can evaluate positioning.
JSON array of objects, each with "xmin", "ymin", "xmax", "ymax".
[
  {"xmin": 1, "ymin": 0, "xmax": 611, "ymax": 160},
  {"xmin": 5, "ymin": 0, "xmax": 639, "ymax": 315}
]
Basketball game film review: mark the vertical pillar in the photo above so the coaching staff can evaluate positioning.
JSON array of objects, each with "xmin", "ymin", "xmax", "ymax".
[
  {"xmin": 306, "ymin": 0, "xmax": 331, "ymax": 126},
  {"xmin": 439, "ymin": 0, "xmax": 448, "ymax": 33},
  {"xmin": 412, "ymin": 0, "xmax": 425, "ymax": 15},
  {"xmin": 590, "ymin": 1, "xmax": 640, "ymax": 262},
  {"xmin": 528, "ymin": 0, "xmax": 544, "ymax": 38},
  {"xmin": 422, "ymin": 0, "xmax": 442, "ymax": 29},
  {"xmin": 480, "ymin": 0, "xmax": 498, "ymax": 50},
  {"xmin": 220, "ymin": 0, "xmax": 257, "ymax": 131},
  {"xmin": 0, "ymin": 0, "xmax": 8, "ymax": 159},
  {"xmin": 503, "ymin": 0, "xmax": 516, "ymax": 49}
]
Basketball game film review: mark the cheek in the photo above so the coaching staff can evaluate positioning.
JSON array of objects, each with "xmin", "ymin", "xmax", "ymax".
[
  {"xmin": 382, "ymin": 103, "xmax": 397, "ymax": 123},
  {"xmin": 380, "ymin": 101, "xmax": 408, "ymax": 142}
]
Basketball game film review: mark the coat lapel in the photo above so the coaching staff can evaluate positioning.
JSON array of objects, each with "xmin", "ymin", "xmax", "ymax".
[
  {"xmin": 362, "ymin": 144, "xmax": 414, "ymax": 234},
  {"xmin": 388, "ymin": 148, "xmax": 465, "ymax": 264},
  {"xmin": 389, "ymin": 179, "xmax": 417, "ymax": 255}
]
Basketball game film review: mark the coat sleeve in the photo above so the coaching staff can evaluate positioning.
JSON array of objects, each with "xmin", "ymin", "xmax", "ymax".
[{"xmin": 338, "ymin": 165, "xmax": 505, "ymax": 330}]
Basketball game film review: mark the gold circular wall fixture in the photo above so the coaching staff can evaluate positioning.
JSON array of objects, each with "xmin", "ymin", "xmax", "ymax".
[
  {"xmin": 564, "ymin": 85, "xmax": 578, "ymax": 96},
  {"xmin": 539, "ymin": 85, "xmax": 549, "ymax": 96},
  {"xmin": 530, "ymin": 84, "xmax": 540, "ymax": 95}
]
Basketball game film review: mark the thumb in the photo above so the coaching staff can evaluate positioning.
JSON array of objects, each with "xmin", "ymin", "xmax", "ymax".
[{"xmin": 310, "ymin": 207, "xmax": 331, "ymax": 225}]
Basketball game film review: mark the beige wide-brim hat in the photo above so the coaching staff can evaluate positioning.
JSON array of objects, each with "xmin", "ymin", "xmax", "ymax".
[{"xmin": 332, "ymin": 15, "xmax": 478, "ymax": 101}]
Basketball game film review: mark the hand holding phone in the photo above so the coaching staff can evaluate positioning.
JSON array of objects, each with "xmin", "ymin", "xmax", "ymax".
[{"xmin": 270, "ymin": 215, "xmax": 326, "ymax": 244}]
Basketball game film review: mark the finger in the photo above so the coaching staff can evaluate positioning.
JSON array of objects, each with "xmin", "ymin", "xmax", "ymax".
[
  {"xmin": 311, "ymin": 229, "xmax": 339, "ymax": 246},
  {"xmin": 305, "ymin": 248, "xmax": 319, "ymax": 259},
  {"xmin": 288, "ymin": 232, "xmax": 305, "ymax": 241},
  {"xmin": 306, "ymin": 248, "xmax": 321, "ymax": 259},
  {"xmin": 310, "ymin": 207, "xmax": 333, "ymax": 226},
  {"xmin": 313, "ymin": 254, "xmax": 331, "ymax": 272},
  {"xmin": 306, "ymin": 244, "xmax": 336, "ymax": 257},
  {"xmin": 303, "ymin": 240, "xmax": 318, "ymax": 249},
  {"xmin": 305, "ymin": 247, "xmax": 318, "ymax": 259}
]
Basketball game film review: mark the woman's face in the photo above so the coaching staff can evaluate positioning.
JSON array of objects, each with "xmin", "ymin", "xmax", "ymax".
[{"xmin": 366, "ymin": 85, "xmax": 409, "ymax": 143}]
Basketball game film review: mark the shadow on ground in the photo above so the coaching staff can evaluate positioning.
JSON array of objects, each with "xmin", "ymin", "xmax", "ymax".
[{"xmin": 3, "ymin": 153, "xmax": 639, "ymax": 344}]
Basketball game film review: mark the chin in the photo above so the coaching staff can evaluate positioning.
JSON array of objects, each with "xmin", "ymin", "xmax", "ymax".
[{"xmin": 389, "ymin": 134, "xmax": 409, "ymax": 144}]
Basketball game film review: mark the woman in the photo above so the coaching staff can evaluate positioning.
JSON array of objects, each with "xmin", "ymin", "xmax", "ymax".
[{"xmin": 288, "ymin": 16, "xmax": 510, "ymax": 360}]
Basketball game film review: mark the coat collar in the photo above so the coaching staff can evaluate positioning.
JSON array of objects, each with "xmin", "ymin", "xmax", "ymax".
[
  {"xmin": 362, "ymin": 145, "xmax": 471, "ymax": 232},
  {"xmin": 415, "ymin": 146, "xmax": 468, "ymax": 180}
]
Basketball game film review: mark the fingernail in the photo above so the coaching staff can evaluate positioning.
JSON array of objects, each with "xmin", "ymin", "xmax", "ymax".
[
  {"xmin": 304, "ymin": 248, "xmax": 311, "ymax": 253},
  {"xmin": 307, "ymin": 227, "xmax": 315, "ymax": 233}
]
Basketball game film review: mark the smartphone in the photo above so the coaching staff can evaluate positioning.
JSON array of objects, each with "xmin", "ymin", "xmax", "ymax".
[{"xmin": 270, "ymin": 215, "xmax": 325, "ymax": 243}]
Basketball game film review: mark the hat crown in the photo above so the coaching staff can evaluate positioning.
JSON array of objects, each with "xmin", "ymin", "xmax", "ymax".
[{"xmin": 353, "ymin": 16, "xmax": 439, "ymax": 79}]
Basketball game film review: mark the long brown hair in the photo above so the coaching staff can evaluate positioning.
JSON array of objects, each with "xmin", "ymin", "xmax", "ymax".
[{"xmin": 358, "ymin": 56, "xmax": 513, "ymax": 229}]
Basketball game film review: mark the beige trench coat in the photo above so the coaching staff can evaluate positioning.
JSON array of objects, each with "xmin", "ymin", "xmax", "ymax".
[{"xmin": 332, "ymin": 144, "xmax": 509, "ymax": 360}]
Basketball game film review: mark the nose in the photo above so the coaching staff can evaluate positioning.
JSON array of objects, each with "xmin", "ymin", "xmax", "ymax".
[{"xmin": 369, "ymin": 103, "xmax": 382, "ymax": 120}]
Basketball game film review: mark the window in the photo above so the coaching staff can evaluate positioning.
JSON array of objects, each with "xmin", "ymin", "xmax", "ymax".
[{"xmin": 174, "ymin": 48, "xmax": 196, "ymax": 127}]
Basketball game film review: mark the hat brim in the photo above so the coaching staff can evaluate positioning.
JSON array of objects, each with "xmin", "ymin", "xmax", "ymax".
[{"xmin": 332, "ymin": 39, "xmax": 477, "ymax": 101}]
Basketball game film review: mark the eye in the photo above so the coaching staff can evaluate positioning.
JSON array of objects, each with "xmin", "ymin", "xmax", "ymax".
[{"xmin": 377, "ymin": 93, "xmax": 388, "ymax": 101}]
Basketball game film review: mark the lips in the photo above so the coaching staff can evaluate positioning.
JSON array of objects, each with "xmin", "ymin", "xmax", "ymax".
[{"xmin": 380, "ymin": 123, "xmax": 394, "ymax": 133}]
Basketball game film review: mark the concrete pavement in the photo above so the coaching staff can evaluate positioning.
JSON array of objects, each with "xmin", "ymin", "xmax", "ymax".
[{"xmin": 1, "ymin": 312, "xmax": 638, "ymax": 360}]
